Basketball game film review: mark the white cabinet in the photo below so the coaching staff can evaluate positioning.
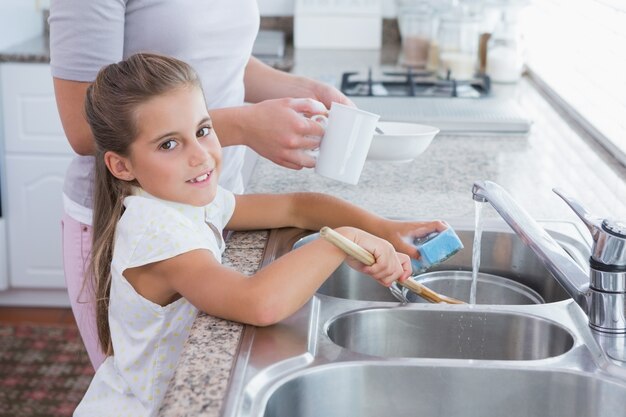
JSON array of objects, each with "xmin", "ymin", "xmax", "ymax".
[
  {"xmin": 2, "ymin": 64, "xmax": 71, "ymax": 154},
  {"xmin": 0, "ymin": 62, "xmax": 73, "ymax": 305},
  {"xmin": 5, "ymin": 154, "xmax": 72, "ymax": 288}
]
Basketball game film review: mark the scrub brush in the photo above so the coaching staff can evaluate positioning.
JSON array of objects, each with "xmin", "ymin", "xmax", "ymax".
[
  {"xmin": 319, "ymin": 226, "xmax": 465, "ymax": 305},
  {"xmin": 411, "ymin": 227, "xmax": 464, "ymax": 273}
]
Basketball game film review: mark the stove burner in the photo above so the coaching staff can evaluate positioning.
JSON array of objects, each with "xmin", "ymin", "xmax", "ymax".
[{"xmin": 340, "ymin": 68, "xmax": 491, "ymax": 98}]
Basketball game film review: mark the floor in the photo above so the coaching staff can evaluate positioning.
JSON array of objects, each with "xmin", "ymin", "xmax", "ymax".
[{"xmin": 0, "ymin": 307, "xmax": 76, "ymax": 325}]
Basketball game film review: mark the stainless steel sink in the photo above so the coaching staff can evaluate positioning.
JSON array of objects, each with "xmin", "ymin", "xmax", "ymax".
[
  {"xmin": 221, "ymin": 220, "xmax": 626, "ymax": 417},
  {"xmin": 262, "ymin": 364, "xmax": 626, "ymax": 417},
  {"xmin": 327, "ymin": 308, "xmax": 574, "ymax": 360},
  {"xmin": 267, "ymin": 219, "xmax": 589, "ymax": 304}
]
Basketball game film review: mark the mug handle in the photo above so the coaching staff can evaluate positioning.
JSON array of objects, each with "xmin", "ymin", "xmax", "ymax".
[
  {"xmin": 304, "ymin": 114, "xmax": 328, "ymax": 158},
  {"xmin": 311, "ymin": 114, "xmax": 328, "ymax": 127}
]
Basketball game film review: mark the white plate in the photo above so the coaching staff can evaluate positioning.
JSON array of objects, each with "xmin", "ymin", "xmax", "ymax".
[{"xmin": 367, "ymin": 121, "xmax": 439, "ymax": 162}]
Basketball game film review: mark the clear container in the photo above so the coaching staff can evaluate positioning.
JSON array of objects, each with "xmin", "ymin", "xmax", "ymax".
[
  {"xmin": 397, "ymin": 3, "xmax": 436, "ymax": 68},
  {"xmin": 486, "ymin": 9, "xmax": 525, "ymax": 83},
  {"xmin": 436, "ymin": 9, "xmax": 481, "ymax": 80}
]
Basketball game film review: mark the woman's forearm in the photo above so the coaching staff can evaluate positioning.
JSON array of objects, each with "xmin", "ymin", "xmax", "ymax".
[
  {"xmin": 208, "ymin": 106, "xmax": 248, "ymax": 147},
  {"xmin": 53, "ymin": 78, "xmax": 96, "ymax": 155},
  {"xmin": 243, "ymin": 56, "xmax": 315, "ymax": 103}
]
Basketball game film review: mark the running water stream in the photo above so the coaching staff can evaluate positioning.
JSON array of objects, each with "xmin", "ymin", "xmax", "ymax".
[{"xmin": 470, "ymin": 201, "xmax": 485, "ymax": 304}]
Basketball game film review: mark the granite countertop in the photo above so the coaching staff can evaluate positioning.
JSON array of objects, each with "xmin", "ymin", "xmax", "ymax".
[
  {"xmin": 0, "ymin": 36, "xmax": 50, "ymax": 63},
  {"xmin": 160, "ymin": 59, "xmax": 626, "ymax": 415}
]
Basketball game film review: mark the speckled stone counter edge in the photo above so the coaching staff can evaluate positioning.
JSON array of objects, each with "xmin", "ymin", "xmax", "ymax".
[{"xmin": 158, "ymin": 231, "xmax": 267, "ymax": 416}]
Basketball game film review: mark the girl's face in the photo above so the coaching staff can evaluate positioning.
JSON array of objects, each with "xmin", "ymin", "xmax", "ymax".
[{"xmin": 113, "ymin": 85, "xmax": 222, "ymax": 206}]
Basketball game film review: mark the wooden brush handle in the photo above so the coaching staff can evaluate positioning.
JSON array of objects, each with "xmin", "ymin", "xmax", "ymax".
[
  {"xmin": 319, "ymin": 227, "xmax": 465, "ymax": 305},
  {"xmin": 320, "ymin": 226, "xmax": 375, "ymax": 265}
]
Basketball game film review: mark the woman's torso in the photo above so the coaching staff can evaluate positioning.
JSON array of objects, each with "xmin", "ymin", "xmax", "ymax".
[{"xmin": 50, "ymin": 0, "xmax": 260, "ymax": 220}]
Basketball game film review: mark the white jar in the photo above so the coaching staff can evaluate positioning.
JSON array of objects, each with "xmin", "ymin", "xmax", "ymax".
[{"xmin": 486, "ymin": 10, "xmax": 525, "ymax": 83}]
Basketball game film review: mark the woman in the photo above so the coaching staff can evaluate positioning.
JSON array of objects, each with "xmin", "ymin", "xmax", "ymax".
[{"xmin": 49, "ymin": 0, "xmax": 353, "ymax": 370}]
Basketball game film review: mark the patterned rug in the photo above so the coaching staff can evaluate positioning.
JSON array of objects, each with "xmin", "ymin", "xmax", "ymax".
[{"xmin": 0, "ymin": 323, "xmax": 94, "ymax": 416}]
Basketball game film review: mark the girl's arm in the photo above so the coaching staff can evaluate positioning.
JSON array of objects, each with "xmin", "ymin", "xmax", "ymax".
[
  {"xmin": 228, "ymin": 193, "xmax": 448, "ymax": 258},
  {"xmin": 125, "ymin": 226, "xmax": 411, "ymax": 326},
  {"xmin": 228, "ymin": 193, "xmax": 381, "ymax": 231}
]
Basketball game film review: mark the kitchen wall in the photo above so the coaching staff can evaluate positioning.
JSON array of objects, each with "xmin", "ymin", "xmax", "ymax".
[
  {"xmin": 259, "ymin": 0, "xmax": 398, "ymax": 16},
  {"xmin": 0, "ymin": 0, "xmax": 45, "ymax": 50}
]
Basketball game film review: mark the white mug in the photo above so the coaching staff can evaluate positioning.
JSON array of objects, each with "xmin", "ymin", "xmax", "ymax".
[{"xmin": 308, "ymin": 102, "xmax": 380, "ymax": 185}]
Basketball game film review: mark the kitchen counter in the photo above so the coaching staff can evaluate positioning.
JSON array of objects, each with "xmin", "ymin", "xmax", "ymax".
[
  {"xmin": 0, "ymin": 36, "xmax": 50, "ymax": 63},
  {"xmin": 159, "ymin": 52, "xmax": 626, "ymax": 415},
  {"xmin": 3, "ymin": 35, "xmax": 626, "ymax": 415}
]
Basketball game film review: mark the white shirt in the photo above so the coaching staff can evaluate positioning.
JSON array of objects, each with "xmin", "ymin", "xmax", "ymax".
[
  {"xmin": 74, "ymin": 186, "xmax": 236, "ymax": 416},
  {"xmin": 49, "ymin": 0, "xmax": 260, "ymax": 224}
]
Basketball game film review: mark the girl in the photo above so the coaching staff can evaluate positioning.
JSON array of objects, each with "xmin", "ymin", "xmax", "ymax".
[
  {"xmin": 51, "ymin": 0, "xmax": 352, "ymax": 371},
  {"xmin": 75, "ymin": 53, "xmax": 446, "ymax": 416}
]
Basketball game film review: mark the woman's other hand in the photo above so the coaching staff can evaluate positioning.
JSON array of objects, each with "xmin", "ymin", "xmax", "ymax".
[{"xmin": 307, "ymin": 78, "xmax": 355, "ymax": 109}]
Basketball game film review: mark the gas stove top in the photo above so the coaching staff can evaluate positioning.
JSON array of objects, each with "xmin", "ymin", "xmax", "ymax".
[
  {"xmin": 340, "ymin": 68, "xmax": 531, "ymax": 135},
  {"xmin": 340, "ymin": 68, "xmax": 491, "ymax": 99}
]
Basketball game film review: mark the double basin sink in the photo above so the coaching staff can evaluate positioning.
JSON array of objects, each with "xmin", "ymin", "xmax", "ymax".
[{"xmin": 221, "ymin": 220, "xmax": 626, "ymax": 417}]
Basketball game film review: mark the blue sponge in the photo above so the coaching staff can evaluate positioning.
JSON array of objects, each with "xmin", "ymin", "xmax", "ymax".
[{"xmin": 411, "ymin": 227, "xmax": 464, "ymax": 273}]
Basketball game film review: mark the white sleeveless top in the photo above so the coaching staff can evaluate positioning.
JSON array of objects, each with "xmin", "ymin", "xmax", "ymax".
[{"xmin": 74, "ymin": 186, "xmax": 235, "ymax": 416}]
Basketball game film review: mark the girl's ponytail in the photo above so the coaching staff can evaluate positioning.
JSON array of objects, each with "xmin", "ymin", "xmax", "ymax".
[
  {"xmin": 84, "ymin": 53, "xmax": 202, "ymax": 355},
  {"xmin": 90, "ymin": 152, "xmax": 131, "ymax": 355}
]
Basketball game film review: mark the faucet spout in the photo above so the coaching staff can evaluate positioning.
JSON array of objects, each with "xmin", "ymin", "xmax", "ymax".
[{"xmin": 472, "ymin": 181, "xmax": 591, "ymax": 313}]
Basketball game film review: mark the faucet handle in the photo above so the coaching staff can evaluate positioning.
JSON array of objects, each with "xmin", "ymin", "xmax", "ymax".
[
  {"xmin": 552, "ymin": 188, "xmax": 603, "ymax": 239},
  {"xmin": 553, "ymin": 188, "xmax": 626, "ymax": 268}
]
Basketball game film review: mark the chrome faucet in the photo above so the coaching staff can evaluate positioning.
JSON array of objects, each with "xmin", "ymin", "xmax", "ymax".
[{"xmin": 472, "ymin": 180, "xmax": 626, "ymax": 334}]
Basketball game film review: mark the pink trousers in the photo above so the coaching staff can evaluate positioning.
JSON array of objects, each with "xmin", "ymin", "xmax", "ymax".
[{"xmin": 61, "ymin": 213, "xmax": 105, "ymax": 370}]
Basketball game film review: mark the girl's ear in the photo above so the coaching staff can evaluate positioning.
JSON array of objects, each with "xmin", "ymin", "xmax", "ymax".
[{"xmin": 104, "ymin": 151, "xmax": 135, "ymax": 181}]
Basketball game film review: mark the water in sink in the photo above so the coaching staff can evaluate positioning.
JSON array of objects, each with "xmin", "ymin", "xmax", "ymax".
[{"xmin": 400, "ymin": 270, "xmax": 544, "ymax": 305}]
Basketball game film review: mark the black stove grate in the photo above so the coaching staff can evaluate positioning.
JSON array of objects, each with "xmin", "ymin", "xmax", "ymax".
[{"xmin": 340, "ymin": 68, "xmax": 491, "ymax": 98}]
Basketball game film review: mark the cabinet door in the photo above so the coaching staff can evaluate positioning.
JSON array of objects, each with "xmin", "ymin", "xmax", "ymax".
[
  {"xmin": 5, "ymin": 154, "xmax": 72, "ymax": 288},
  {"xmin": 1, "ymin": 63, "xmax": 72, "ymax": 154}
]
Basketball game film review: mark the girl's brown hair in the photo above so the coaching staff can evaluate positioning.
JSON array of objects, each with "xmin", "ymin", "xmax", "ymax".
[{"xmin": 85, "ymin": 53, "xmax": 202, "ymax": 355}]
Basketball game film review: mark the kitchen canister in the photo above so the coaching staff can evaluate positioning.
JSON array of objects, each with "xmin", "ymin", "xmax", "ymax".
[{"xmin": 435, "ymin": 9, "xmax": 481, "ymax": 80}]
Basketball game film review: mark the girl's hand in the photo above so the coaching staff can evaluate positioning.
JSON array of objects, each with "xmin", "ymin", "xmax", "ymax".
[
  {"xmin": 378, "ymin": 220, "xmax": 449, "ymax": 260},
  {"xmin": 341, "ymin": 228, "xmax": 413, "ymax": 287}
]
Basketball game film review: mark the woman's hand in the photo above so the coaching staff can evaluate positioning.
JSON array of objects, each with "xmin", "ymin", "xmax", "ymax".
[
  {"xmin": 238, "ymin": 98, "xmax": 330, "ymax": 170},
  {"xmin": 376, "ymin": 220, "xmax": 449, "ymax": 260},
  {"xmin": 237, "ymin": 70, "xmax": 355, "ymax": 170},
  {"xmin": 340, "ymin": 228, "xmax": 413, "ymax": 287}
]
